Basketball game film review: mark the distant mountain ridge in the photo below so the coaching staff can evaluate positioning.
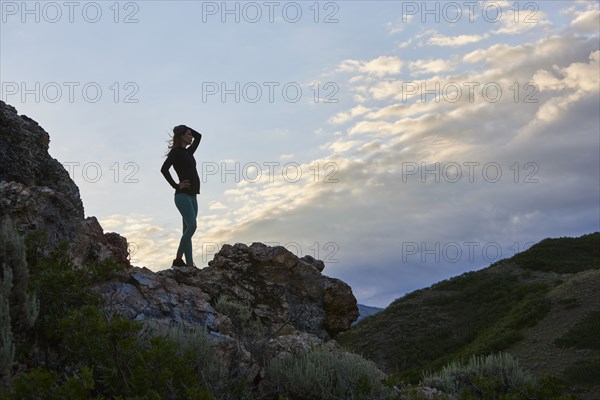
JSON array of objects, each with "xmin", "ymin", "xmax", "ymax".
[
  {"xmin": 355, "ymin": 304, "xmax": 384, "ymax": 325},
  {"xmin": 338, "ymin": 232, "xmax": 600, "ymax": 399}
]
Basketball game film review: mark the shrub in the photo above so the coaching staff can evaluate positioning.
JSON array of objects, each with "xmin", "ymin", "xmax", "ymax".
[
  {"xmin": 10, "ymin": 367, "xmax": 95, "ymax": 400},
  {"xmin": 0, "ymin": 266, "xmax": 14, "ymax": 376},
  {"xmin": 214, "ymin": 294, "xmax": 267, "ymax": 357},
  {"xmin": 267, "ymin": 345, "xmax": 396, "ymax": 400},
  {"xmin": 0, "ymin": 218, "xmax": 38, "ymax": 335},
  {"xmin": 554, "ymin": 311, "xmax": 600, "ymax": 350},
  {"xmin": 152, "ymin": 322, "xmax": 235, "ymax": 398},
  {"xmin": 510, "ymin": 233, "xmax": 599, "ymax": 273},
  {"xmin": 214, "ymin": 295, "xmax": 266, "ymax": 338},
  {"xmin": 0, "ymin": 217, "xmax": 39, "ymax": 376},
  {"xmin": 562, "ymin": 357, "xmax": 600, "ymax": 387},
  {"xmin": 50, "ymin": 307, "xmax": 213, "ymax": 399},
  {"xmin": 557, "ymin": 298, "xmax": 579, "ymax": 310},
  {"xmin": 421, "ymin": 353, "xmax": 575, "ymax": 399},
  {"xmin": 422, "ymin": 353, "xmax": 532, "ymax": 395},
  {"xmin": 9, "ymin": 233, "xmax": 214, "ymax": 399},
  {"xmin": 28, "ymin": 243, "xmax": 100, "ymax": 349}
]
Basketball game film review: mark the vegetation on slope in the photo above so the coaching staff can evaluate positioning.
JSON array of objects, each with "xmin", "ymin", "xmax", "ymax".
[
  {"xmin": 337, "ymin": 232, "xmax": 600, "ymax": 398},
  {"xmin": 511, "ymin": 233, "xmax": 600, "ymax": 273}
]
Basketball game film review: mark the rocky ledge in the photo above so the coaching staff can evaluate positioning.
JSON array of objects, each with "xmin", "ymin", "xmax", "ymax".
[
  {"xmin": 95, "ymin": 242, "xmax": 359, "ymax": 340},
  {"xmin": 93, "ymin": 242, "xmax": 360, "ymax": 394}
]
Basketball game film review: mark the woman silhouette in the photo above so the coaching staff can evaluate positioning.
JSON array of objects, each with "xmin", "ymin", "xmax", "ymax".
[{"xmin": 161, "ymin": 125, "xmax": 202, "ymax": 268}]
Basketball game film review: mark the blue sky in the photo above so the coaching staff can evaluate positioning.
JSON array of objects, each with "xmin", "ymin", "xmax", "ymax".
[{"xmin": 2, "ymin": 0, "xmax": 599, "ymax": 307}]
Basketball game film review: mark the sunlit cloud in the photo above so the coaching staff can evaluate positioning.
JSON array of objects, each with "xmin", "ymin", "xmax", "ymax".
[
  {"xmin": 208, "ymin": 201, "xmax": 227, "ymax": 210},
  {"xmin": 409, "ymin": 58, "xmax": 457, "ymax": 75},
  {"xmin": 337, "ymin": 56, "xmax": 404, "ymax": 77},
  {"xmin": 427, "ymin": 32, "xmax": 489, "ymax": 47},
  {"xmin": 328, "ymin": 105, "xmax": 372, "ymax": 125}
]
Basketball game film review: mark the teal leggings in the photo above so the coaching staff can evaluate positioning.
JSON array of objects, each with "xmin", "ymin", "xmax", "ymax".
[{"xmin": 174, "ymin": 193, "xmax": 198, "ymax": 265}]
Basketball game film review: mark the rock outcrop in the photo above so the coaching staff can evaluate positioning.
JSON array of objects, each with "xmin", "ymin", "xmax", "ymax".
[
  {"xmin": 96, "ymin": 243, "xmax": 358, "ymax": 340},
  {"xmin": 93, "ymin": 243, "xmax": 359, "ymax": 395},
  {"xmin": 200, "ymin": 242, "xmax": 357, "ymax": 339},
  {"xmin": 0, "ymin": 100, "xmax": 129, "ymax": 267}
]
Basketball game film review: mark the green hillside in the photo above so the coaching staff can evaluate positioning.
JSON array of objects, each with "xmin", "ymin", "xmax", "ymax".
[{"xmin": 337, "ymin": 232, "xmax": 600, "ymax": 398}]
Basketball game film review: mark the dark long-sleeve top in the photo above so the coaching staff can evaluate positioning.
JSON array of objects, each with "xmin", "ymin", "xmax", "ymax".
[{"xmin": 161, "ymin": 129, "xmax": 202, "ymax": 195}]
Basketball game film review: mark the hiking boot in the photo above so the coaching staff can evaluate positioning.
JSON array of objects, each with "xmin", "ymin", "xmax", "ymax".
[{"xmin": 172, "ymin": 258, "xmax": 186, "ymax": 267}]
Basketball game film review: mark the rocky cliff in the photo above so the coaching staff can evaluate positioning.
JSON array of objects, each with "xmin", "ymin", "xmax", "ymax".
[{"xmin": 0, "ymin": 100, "xmax": 129, "ymax": 268}]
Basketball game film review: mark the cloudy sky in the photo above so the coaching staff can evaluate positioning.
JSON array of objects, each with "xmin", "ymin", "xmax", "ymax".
[{"xmin": 2, "ymin": 1, "xmax": 599, "ymax": 307}]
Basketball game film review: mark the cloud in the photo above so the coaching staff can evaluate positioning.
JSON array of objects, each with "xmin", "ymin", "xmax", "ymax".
[
  {"xmin": 409, "ymin": 58, "xmax": 456, "ymax": 75},
  {"xmin": 492, "ymin": 7, "xmax": 551, "ymax": 35},
  {"xmin": 209, "ymin": 201, "xmax": 227, "ymax": 210},
  {"xmin": 427, "ymin": 32, "xmax": 489, "ymax": 47},
  {"xmin": 337, "ymin": 56, "xmax": 404, "ymax": 77},
  {"xmin": 366, "ymin": 80, "xmax": 405, "ymax": 101},
  {"xmin": 97, "ymin": 213, "xmax": 176, "ymax": 270},
  {"xmin": 571, "ymin": 8, "xmax": 600, "ymax": 32},
  {"xmin": 328, "ymin": 105, "xmax": 372, "ymax": 125},
  {"xmin": 398, "ymin": 38, "xmax": 413, "ymax": 49},
  {"xmin": 462, "ymin": 34, "xmax": 597, "ymax": 81},
  {"xmin": 355, "ymin": 141, "xmax": 386, "ymax": 156},
  {"xmin": 320, "ymin": 138, "xmax": 363, "ymax": 154},
  {"xmin": 387, "ymin": 19, "xmax": 410, "ymax": 34},
  {"xmin": 533, "ymin": 50, "xmax": 600, "ymax": 94}
]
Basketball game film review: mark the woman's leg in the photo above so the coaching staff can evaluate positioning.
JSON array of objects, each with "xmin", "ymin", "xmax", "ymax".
[
  {"xmin": 176, "ymin": 213, "xmax": 188, "ymax": 259},
  {"xmin": 192, "ymin": 195, "xmax": 198, "ymax": 218},
  {"xmin": 174, "ymin": 194, "xmax": 197, "ymax": 265},
  {"xmin": 189, "ymin": 196, "xmax": 198, "ymax": 265}
]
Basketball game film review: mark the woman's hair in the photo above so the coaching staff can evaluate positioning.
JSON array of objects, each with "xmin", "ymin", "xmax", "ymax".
[{"xmin": 164, "ymin": 125, "xmax": 189, "ymax": 156}]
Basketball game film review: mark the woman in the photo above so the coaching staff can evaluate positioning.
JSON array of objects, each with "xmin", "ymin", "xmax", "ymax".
[{"xmin": 161, "ymin": 125, "xmax": 202, "ymax": 268}]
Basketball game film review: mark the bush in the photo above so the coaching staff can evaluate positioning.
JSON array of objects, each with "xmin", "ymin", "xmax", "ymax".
[
  {"xmin": 554, "ymin": 311, "xmax": 600, "ymax": 350},
  {"xmin": 0, "ymin": 217, "xmax": 39, "ymax": 376},
  {"xmin": 214, "ymin": 295, "xmax": 266, "ymax": 339},
  {"xmin": 57, "ymin": 306, "xmax": 217, "ymax": 399},
  {"xmin": 3, "ymin": 228, "xmax": 214, "ymax": 399},
  {"xmin": 152, "ymin": 322, "xmax": 243, "ymax": 399},
  {"xmin": 214, "ymin": 294, "xmax": 267, "ymax": 358},
  {"xmin": 0, "ymin": 218, "xmax": 38, "ymax": 335},
  {"xmin": 510, "ymin": 233, "xmax": 599, "ymax": 273},
  {"xmin": 267, "ymin": 345, "xmax": 396, "ymax": 400},
  {"xmin": 421, "ymin": 353, "xmax": 575, "ymax": 399},
  {"xmin": 562, "ymin": 357, "xmax": 600, "ymax": 387},
  {"xmin": 28, "ymin": 240, "xmax": 100, "ymax": 349},
  {"xmin": 0, "ymin": 266, "xmax": 15, "ymax": 376},
  {"xmin": 10, "ymin": 367, "xmax": 95, "ymax": 400},
  {"xmin": 422, "ymin": 353, "xmax": 532, "ymax": 397}
]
